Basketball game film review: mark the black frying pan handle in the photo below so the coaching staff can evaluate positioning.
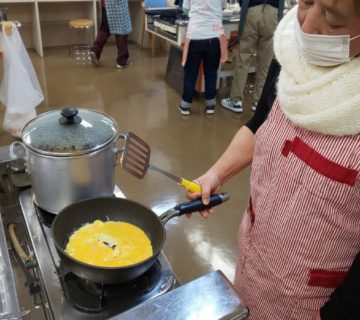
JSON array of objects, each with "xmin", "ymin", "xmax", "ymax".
[
  {"xmin": 160, "ymin": 193, "xmax": 230, "ymax": 224},
  {"xmin": 175, "ymin": 193, "xmax": 230, "ymax": 214}
]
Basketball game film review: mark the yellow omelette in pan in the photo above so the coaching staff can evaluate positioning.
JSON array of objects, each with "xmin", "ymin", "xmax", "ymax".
[{"xmin": 65, "ymin": 220, "xmax": 153, "ymax": 268}]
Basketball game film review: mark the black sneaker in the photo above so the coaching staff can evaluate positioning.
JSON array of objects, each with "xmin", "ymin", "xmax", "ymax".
[
  {"xmin": 179, "ymin": 106, "xmax": 190, "ymax": 116},
  {"xmin": 205, "ymin": 105, "xmax": 215, "ymax": 115},
  {"xmin": 89, "ymin": 51, "xmax": 100, "ymax": 67}
]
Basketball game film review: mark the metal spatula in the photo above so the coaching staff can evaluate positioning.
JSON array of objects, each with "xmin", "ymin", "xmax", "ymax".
[{"xmin": 120, "ymin": 132, "xmax": 202, "ymax": 193}]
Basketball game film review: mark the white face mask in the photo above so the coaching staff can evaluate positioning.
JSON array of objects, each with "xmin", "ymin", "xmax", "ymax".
[{"xmin": 295, "ymin": 17, "xmax": 360, "ymax": 67}]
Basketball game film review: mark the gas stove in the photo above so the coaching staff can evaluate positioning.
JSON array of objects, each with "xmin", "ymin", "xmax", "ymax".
[
  {"xmin": 18, "ymin": 188, "xmax": 176, "ymax": 319},
  {"xmin": 0, "ymin": 146, "xmax": 248, "ymax": 320}
]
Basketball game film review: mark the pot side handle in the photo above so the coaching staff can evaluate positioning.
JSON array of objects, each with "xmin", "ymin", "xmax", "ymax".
[
  {"xmin": 160, "ymin": 193, "xmax": 230, "ymax": 224},
  {"xmin": 9, "ymin": 141, "xmax": 28, "ymax": 160},
  {"xmin": 113, "ymin": 133, "xmax": 128, "ymax": 166}
]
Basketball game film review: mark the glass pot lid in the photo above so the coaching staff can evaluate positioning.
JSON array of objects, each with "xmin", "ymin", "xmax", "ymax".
[{"xmin": 22, "ymin": 108, "xmax": 118, "ymax": 156}]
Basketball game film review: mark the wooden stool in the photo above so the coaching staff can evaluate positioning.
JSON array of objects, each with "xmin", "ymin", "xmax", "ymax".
[
  {"xmin": 68, "ymin": 19, "xmax": 94, "ymax": 62},
  {"xmin": 69, "ymin": 19, "xmax": 94, "ymax": 29}
]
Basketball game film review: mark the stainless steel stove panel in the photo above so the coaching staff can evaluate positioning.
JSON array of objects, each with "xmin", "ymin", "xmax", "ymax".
[
  {"xmin": 0, "ymin": 213, "xmax": 21, "ymax": 319},
  {"xmin": 19, "ymin": 188, "xmax": 176, "ymax": 319}
]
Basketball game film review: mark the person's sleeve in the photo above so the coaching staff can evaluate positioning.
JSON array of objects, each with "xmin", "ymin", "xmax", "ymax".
[
  {"xmin": 245, "ymin": 58, "xmax": 281, "ymax": 134},
  {"xmin": 320, "ymin": 251, "xmax": 360, "ymax": 320}
]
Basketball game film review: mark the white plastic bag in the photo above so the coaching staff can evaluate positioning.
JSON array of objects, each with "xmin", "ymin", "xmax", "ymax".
[{"xmin": 0, "ymin": 22, "xmax": 44, "ymax": 137}]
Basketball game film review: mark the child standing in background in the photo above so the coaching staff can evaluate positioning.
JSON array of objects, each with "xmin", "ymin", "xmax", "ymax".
[{"xmin": 179, "ymin": 0, "xmax": 228, "ymax": 115}]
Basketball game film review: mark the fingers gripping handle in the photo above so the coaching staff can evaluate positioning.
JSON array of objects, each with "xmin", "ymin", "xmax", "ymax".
[{"xmin": 180, "ymin": 178, "xmax": 202, "ymax": 193}]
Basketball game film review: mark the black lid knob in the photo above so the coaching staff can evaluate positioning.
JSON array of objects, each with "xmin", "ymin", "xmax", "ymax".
[{"xmin": 59, "ymin": 108, "xmax": 82, "ymax": 125}]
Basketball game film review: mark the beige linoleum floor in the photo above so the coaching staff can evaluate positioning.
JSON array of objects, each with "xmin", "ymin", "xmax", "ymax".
[{"xmin": 0, "ymin": 43, "xmax": 254, "ymax": 285}]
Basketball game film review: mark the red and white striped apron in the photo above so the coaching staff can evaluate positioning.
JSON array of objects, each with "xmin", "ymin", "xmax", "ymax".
[{"xmin": 235, "ymin": 99, "xmax": 360, "ymax": 320}]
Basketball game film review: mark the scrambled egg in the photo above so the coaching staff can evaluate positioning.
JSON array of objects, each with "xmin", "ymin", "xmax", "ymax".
[{"xmin": 65, "ymin": 220, "xmax": 153, "ymax": 267}]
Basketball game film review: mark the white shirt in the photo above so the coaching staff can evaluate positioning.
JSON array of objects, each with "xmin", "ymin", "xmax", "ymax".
[{"xmin": 183, "ymin": 0, "xmax": 227, "ymax": 40}]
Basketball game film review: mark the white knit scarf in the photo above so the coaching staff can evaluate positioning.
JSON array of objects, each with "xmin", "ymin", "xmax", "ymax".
[{"xmin": 273, "ymin": 6, "xmax": 360, "ymax": 136}]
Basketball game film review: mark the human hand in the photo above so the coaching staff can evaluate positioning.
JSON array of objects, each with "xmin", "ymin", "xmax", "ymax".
[
  {"xmin": 314, "ymin": 311, "xmax": 321, "ymax": 320},
  {"xmin": 186, "ymin": 169, "xmax": 222, "ymax": 219},
  {"xmin": 1, "ymin": 21, "xmax": 13, "ymax": 36}
]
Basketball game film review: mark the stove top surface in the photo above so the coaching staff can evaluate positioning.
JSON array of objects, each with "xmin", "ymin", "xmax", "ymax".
[{"xmin": 19, "ymin": 189, "xmax": 176, "ymax": 319}]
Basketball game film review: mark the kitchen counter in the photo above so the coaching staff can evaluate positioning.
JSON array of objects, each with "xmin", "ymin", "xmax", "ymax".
[
  {"xmin": 145, "ymin": 9, "xmax": 239, "ymax": 48},
  {"xmin": 144, "ymin": 10, "xmax": 240, "ymax": 93}
]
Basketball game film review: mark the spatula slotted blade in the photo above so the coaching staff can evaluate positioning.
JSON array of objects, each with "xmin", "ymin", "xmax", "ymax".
[
  {"xmin": 122, "ymin": 132, "xmax": 150, "ymax": 179},
  {"xmin": 121, "ymin": 132, "xmax": 202, "ymax": 193}
]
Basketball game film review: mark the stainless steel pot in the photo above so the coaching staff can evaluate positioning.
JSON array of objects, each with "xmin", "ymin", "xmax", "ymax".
[{"xmin": 9, "ymin": 108, "xmax": 126, "ymax": 214}]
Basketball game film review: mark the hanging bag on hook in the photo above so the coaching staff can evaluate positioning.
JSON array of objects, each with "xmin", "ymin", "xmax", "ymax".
[{"xmin": 0, "ymin": 22, "xmax": 44, "ymax": 137}]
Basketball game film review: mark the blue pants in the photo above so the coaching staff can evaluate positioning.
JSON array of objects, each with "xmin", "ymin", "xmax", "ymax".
[{"xmin": 181, "ymin": 38, "xmax": 221, "ymax": 108}]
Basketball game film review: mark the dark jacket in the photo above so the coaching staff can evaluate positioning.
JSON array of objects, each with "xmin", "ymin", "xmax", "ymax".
[{"xmin": 238, "ymin": 0, "xmax": 279, "ymax": 9}]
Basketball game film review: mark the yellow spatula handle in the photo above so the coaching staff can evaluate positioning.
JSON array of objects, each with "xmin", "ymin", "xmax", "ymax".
[{"xmin": 180, "ymin": 178, "xmax": 202, "ymax": 193}]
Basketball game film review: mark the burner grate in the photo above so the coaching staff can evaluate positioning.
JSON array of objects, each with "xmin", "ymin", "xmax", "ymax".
[
  {"xmin": 61, "ymin": 260, "xmax": 162, "ymax": 313},
  {"xmin": 33, "ymin": 202, "xmax": 56, "ymax": 227}
]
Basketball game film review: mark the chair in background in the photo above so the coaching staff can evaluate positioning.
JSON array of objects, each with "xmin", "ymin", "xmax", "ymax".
[{"xmin": 68, "ymin": 19, "xmax": 94, "ymax": 63}]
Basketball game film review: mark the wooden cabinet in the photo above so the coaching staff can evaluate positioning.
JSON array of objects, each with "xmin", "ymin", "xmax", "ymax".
[
  {"xmin": 3, "ymin": 0, "xmax": 96, "ymax": 57},
  {"xmin": 2, "ymin": 0, "xmax": 142, "ymax": 57},
  {"xmin": 3, "ymin": 1, "xmax": 40, "ymax": 52}
]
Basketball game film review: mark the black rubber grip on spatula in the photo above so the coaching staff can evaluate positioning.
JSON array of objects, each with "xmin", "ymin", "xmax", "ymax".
[{"xmin": 174, "ymin": 193, "xmax": 230, "ymax": 214}]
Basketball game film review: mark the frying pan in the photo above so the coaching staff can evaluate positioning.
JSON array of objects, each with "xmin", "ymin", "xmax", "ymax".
[{"xmin": 52, "ymin": 193, "xmax": 229, "ymax": 284}]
